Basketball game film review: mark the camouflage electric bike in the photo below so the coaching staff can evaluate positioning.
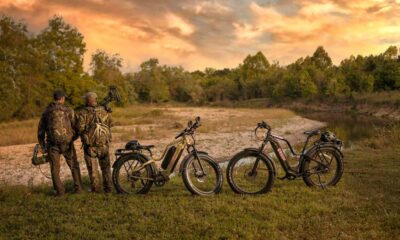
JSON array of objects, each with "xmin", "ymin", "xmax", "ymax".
[
  {"xmin": 227, "ymin": 121, "xmax": 344, "ymax": 194},
  {"xmin": 112, "ymin": 117, "xmax": 223, "ymax": 195}
]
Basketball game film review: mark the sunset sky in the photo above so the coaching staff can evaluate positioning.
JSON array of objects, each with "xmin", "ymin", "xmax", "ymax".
[{"xmin": 1, "ymin": 0, "xmax": 399, "ymax": 72}]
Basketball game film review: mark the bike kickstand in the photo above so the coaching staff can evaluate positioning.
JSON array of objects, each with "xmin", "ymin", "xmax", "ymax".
[{"xmin": 317, "ymin": 174, "xmax": 326, "ymax": 190}]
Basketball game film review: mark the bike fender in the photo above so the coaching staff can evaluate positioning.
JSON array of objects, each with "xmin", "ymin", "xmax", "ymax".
[
  {"xmin": 242, "ymin": 148, "xmax": 277, "ymax": 174},
  {"xmin": 112, "ymin": 152, "xmax": 156, "ymax": 173},
  {"xmin": 303, "ymin": 145, "xmax": 344, "ymax": 159},
  {"xmin": 178, "ymin": 150, "xmax": 208, "ymax": 173}
]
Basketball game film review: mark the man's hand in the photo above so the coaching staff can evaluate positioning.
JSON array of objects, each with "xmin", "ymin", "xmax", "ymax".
[{"xmin": 39, "ymin": 145, "xmax": 47, "ymax": 154}]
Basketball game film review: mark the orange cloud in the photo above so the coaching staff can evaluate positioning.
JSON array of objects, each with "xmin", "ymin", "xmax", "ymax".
[
  {"xmin": 236, "ymin": 0, "xmax": 400, "ymax": 64},
  {"xmin": 0, "ymin": 0, "xmax": 399, "ymax": 71}
]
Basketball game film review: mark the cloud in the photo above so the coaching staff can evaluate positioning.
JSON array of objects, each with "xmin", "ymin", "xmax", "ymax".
[
  {"xmin": 166, "ymin": 13, "xmax": 195, "ymax": 36},
  {"xmin": 0, "ymin": 0, "xmax": 399, "ymax": 71},
  {"xmin": 237, "ymin": 0, "xmax": 400, "ymax": 64}
]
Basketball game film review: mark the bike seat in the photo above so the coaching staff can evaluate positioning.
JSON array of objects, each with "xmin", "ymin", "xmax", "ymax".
[
  {"xmin": 125, "ymin": 140, "xmax": 155, "ymax": 151},
  {"xmin": 304, "ymin": 129, "xmax": 321, "ymax": 136}
]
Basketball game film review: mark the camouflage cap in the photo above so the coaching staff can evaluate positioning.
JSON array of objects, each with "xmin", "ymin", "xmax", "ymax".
[
  {"xmin": 53, "ymin": 89, "xmax": 66, "ymax": 100},
  {"xmin": 84, "ymin": 92, "xmax": 98, "ymax": 101}
]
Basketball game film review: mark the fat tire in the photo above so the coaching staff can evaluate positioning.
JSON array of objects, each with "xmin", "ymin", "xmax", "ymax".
[
  {"xmin": 181, "ymin": 153, "xmax": 223, "ymax": 196},
  {"xmin": 112, "ymin": 154, "xmax": 154, "ymax": 194},
  {"xmin": 227, "ymin": 150, "xmax": 276, "ymax": 195},
  {"xmin": 301, "ymin": 147, "xmax": 344, "ymax": 187}
]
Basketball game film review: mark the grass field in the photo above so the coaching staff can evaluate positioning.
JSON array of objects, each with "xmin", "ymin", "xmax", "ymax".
[{"xmin": 1, "ymin": 124, "xmax": 399, "ymax": 239}]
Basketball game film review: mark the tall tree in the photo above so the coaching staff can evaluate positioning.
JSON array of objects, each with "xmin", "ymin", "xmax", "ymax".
[
  {"xmin": 0, "ymin": 16, "xmax": 47, "ymax": 120},
  {"xmin": 90, "ymin": 49, "xmax": 136, "ymax": 104},
  {"xmin": 310, "ymin": 46, "xmax": 333, "ymax": 70},
  {"xmin": 0, "ymin": 16, "xmax": 29, "ymax": 120},
  {"xmin": 91, "ymin": 49, "xmax": 123, "ymax": 86},
  {"xmin": 364, "ymin": 46, "xmax": 400, "ymax": 90},
  {"xmin": 36, "ymin": 15, "xmax": 90, "ymax": 105},
  {"xmin": 239, "ymin": 51, "xmax": 270, "ymax": 99},
  {"xmin": 340, "ymin": 55, "xmax": 374, "ymax": 92},
  {"xmin": 134, "ymin": 58, "xmax": 170, "ymax": 103}
]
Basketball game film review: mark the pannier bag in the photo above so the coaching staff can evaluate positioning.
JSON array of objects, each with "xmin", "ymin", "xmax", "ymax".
[{"xmin": 320, "ymin": 131, "xmax": 342, "ymax": 146}]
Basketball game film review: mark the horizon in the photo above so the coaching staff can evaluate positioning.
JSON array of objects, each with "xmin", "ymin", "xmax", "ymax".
[{"xmin": 1, "ymin": 0, "xmax": 399, "ymax": 72}]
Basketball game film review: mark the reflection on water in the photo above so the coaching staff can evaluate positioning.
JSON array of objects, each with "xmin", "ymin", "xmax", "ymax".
[{"xmin": 297, "ymin": 111, "xmax": 391, "ymax": 147}]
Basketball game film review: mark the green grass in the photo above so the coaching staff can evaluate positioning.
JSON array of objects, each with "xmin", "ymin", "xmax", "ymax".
[{"xmin": 1, "ymin": 125, "xmax": 399, "ymax": 239}]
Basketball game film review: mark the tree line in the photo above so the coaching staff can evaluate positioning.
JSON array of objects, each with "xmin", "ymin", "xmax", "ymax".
[{"xmin": 1, "ymin": 15, "xmax": 400, "ymax": 122}]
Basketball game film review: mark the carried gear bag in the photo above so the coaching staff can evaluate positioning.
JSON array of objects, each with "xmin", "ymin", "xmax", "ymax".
[
  {"xmin": 86, "ymin": 107, "xmax": 111, "ymax": 146},
  {"xmin": 31, "ymin": 144, "xmax": 49, "ymax": 166},
  {"xmin": 47, "ymin": 104, "xmax": 74, "ymax": 145}
]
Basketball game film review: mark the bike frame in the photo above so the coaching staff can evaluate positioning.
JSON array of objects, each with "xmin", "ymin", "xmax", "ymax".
[
  {"xmin": 255, "ymin": 131, "xmax": 317, "ymax": 178},
  {"xmin": 128, "ymin": 134, "xmax": 204, "ymax": 180}
]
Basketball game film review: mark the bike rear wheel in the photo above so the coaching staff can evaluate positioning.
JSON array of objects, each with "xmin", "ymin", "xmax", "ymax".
[
  {"xmin": 112, "ymin": 155, "xmax": 154, "ymax": 194},
  {"xmin": 182, "ymin": 153, "xmax": 223, "ymax": 196},
  {"xmin": 301, "ymin": 148, "xmax": 343, "ymax": 188},
  {"xmin": 227, "ymin": 151, "xmax": 275, "ymax": 194}
]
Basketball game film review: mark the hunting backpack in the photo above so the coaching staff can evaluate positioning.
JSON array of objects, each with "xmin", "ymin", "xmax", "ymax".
[
  {"xmin": 85, "ymin": 107, "xmax": 111, "ymax": 146},
  {"xmin": 47, "ymin": 104, "xmax": 74, "ymax": 145}
]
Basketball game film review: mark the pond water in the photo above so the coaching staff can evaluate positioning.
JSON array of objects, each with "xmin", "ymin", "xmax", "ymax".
[{"xmin": 297, "ymin": 111, "xmax": 391, "ymax": 148}]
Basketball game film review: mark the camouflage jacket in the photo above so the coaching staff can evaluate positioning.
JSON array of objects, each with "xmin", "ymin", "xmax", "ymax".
[
  {"xmin": 76, "ymin": 105, "xmax": 113, "ymax": 147},
  {"xmin": 37, "ymin": 102, "xmax": 77, "ymax": 147}
]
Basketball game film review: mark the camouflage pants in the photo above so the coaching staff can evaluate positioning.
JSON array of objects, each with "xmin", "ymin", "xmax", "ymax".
[
  {"xmin": 47, "ymin": 143, "xmax": 82, "ymax": 195},
  {"xmin": 84, "ymin": 145, "xmax": 112, "ymax": 193}
]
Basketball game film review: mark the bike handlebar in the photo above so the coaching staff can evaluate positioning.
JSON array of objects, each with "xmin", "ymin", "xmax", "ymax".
[
  {"xmin": 175, "ymin": 116, "xmax": 201, "ymax": 139},
  {"xmin": 255, "ymin": 120, "xmax": 271, "ymax": 131},
  {"xmin": 254, "ymin": 120, "xmax": 272, "ymax": 139}
]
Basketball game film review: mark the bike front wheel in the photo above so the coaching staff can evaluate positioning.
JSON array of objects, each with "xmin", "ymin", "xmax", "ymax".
[
  {"xmin": 181, "ymin": 153, "xmax": 223, "ymax": 196},
  {"xmin": 227, "ymin": 151, "xmax": 275, "ymax": 194}
]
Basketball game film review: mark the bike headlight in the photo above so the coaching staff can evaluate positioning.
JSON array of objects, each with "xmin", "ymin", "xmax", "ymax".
[{"xmin": 185, "ymin": 135, "xmax": 195, "ymax": 145}]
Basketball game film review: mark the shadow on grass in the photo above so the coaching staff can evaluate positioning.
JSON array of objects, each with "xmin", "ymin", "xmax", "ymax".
[
  {"xmin": 1, "ymin": 174, "xmax": 206, "ymax": 198},
  {"xmin": 5, "ymin": 176, "xmax": 96, "ymax": 197}
]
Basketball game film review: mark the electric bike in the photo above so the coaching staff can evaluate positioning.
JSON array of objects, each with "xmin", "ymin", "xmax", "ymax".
[
  {"xmin": 112, "ymin": 117, "xmax": 223, "ymax": 195},
  {"xmin": 227, "ymin": 121, "xmax": 344, "ymax": 194}
]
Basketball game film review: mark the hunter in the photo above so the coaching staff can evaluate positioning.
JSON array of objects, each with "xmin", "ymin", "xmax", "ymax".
[
  {"xmin": 37, "ymin": 90, "xmax": 83, "ymax": 195},
  {"xmin": 77, "ymin": 92, "xmax": 113, "ymax": 193}
]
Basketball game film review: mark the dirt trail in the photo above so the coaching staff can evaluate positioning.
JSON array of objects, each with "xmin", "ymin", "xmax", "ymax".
[{"xmin": 0, "ymin": 107, "xmax": 324, "ymax": 187}]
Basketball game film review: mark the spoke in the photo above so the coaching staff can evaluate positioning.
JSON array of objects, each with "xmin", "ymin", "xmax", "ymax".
[
  {"xmin": 326, "ymin": 154, "xmax": 334, "ymax": 168},
  {"xmin": 310, "ymin": 158, "xmax": 328, "ymax": 168},
  {"xmin": 132, "ymin": 164, "xmax": 146, "ymax": 172},
  {"xmin": 317, "ymin": 151, "xmax": 331, "ymax": 166},
  {"xmin": 123, "ymin": 160, "xmax": 135, "ymax": 174},
  {"xmin": 308, "ymin": 168, "xmax": 324, "ymax": 175},
  {"xmin": 133, "ymin": 161, "xmax": 139, "ymax": 170},
  {"xmin": 122, "ymin": 161, "xmax": 130, "ymax": 174},
  {"xmin": 231, "ymin": 156, "xmax": 270, "ymax": 194}
]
